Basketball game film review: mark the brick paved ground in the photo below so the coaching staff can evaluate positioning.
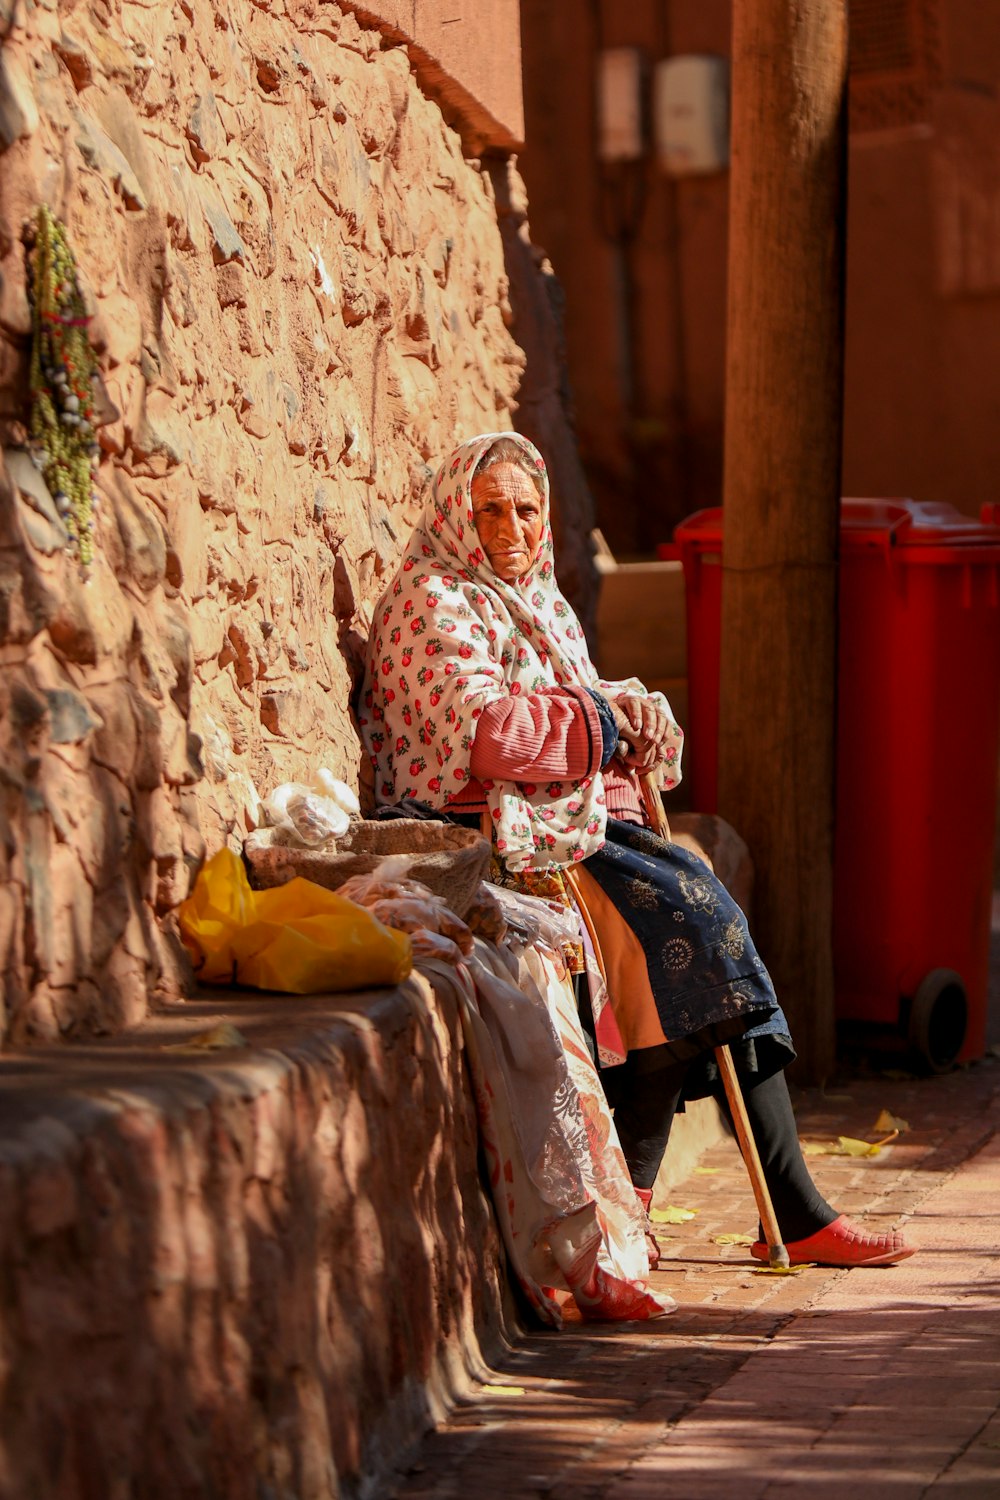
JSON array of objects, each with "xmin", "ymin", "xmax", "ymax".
[{"xmin": 388, "ymin": 1053, "xmax": 1000, "ymax": 1499}]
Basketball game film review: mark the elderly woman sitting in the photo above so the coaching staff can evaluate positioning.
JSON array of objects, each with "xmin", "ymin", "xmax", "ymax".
[{"xmin": 361, "ymin": 432, "xmax": 915, "ymax": 1273}]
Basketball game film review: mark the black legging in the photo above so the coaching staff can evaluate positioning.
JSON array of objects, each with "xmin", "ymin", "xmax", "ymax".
[{"xmin": 600, "ymin": 1052, "xmax": 838, "ymax": 1243}]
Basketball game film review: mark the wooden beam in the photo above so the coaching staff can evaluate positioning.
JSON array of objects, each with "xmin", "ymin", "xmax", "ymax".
[{"xmin": 718, "ymin": 0, "xmax": 848, "ymax": 1081}]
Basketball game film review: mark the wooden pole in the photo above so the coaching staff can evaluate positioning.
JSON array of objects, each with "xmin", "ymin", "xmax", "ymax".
[
  {"xmin": 639, "ymin": 774, "xmax": 789, "ymax": 1267},
  {"xmin": 718, "ymin": 0, "xmax": 848, "ymax": 1081},
  {"xmin": 714, "ymin": 1044, "xmax": 789, "ymax": 1268}
]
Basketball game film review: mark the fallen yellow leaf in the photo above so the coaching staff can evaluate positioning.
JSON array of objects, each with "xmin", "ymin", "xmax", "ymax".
[
  {"xmin": 874, "ymin": 1108, "xmax": 909, "ymax": 1134},
  {"xmin": 752, "ymin": 1263, "xmax": 813, "ymax": 1276},
  {"xmin": 482, "ymin": 1384, "xmax": 525, "ymax": 1397},
  {"xmin": 836, "ymin": 1135, "xmax": 882, "ymax": 1157},
  {"xmin": 164, "ymin": 1022, "xmax": 248, "ymax": 1052},
  {"xmin": 801, "ymin": 1141, "xmax": 829, "ymax": 1156},
  {"xmin": 694, "ymin": 1166, "xmax": 722, "ymax": 1176},
  {"xmin": 650, "ymin": 1205, "xmax": 698, "ymax": 1224},
  {"xmin": 715, "ymin": 1233, "xmax": 754, "ymax": 1246}
]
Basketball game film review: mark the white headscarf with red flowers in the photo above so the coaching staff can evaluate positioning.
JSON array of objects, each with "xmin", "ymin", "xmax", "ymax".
[{"xmin": 360, "ymin": 432, "xmax": 682, "ymax": 872}]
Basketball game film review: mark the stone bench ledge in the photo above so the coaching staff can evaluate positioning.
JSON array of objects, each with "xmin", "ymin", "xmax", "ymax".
[{"xmin": 0, "ymin": 977, "xmax": 505, "ymax": 1500}]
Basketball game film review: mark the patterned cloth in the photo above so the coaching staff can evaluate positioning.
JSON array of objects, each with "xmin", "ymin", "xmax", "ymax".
[
  {"xmin": 581, "ymin": 819, "xmax": 791, "ymax": 1080},
  {"xmin": 419, "ymin": 913, "xmax": 672, "ymax": 1324},
  {"xmin": 359, "ymin": 432, "xmax": 683, "ymax": 872},
  {"xmin": 489, "ymin": 858, "xmax": 586, "ymax": 973}
]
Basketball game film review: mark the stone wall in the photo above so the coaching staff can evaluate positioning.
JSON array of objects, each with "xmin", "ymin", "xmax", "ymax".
[
  {"xmin": 339, "ymin": 1, "xmax": 525, "ymax": 153},
  {"xmin": 0, "ymin": 0, "xmax": 564, "ymax": 1044}
]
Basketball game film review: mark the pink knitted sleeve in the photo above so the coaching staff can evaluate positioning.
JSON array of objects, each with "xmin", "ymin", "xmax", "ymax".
[{"xmin": 469, "ymin": 686, "xmax": 605, "ymax": 781}]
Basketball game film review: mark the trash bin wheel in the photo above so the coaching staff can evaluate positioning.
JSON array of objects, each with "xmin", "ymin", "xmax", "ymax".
[{"xmin": 907, "ymin": 968, "xmax": 967, "ymax": 1072}]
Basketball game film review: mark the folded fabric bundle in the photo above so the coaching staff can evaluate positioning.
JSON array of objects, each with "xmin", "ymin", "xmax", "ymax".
[{"xmin": 422, "ymin": 888, "xmax": 673, "ymax": 1326}]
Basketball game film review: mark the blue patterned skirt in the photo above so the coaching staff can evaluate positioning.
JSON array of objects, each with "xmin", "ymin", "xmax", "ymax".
[{"xmin": 583, "ymin": 819, "xmax": 794, "ymax": 1099}]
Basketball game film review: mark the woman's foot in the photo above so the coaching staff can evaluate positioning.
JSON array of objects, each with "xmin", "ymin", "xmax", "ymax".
[
  {"xmin": 751, "ymin": 1214, "xmax": 916, "ymax": 1268},
  {"xmin": 635, "ymin": 1187, "xmax": 661, "ymax": 1271},
  {"xmin": 573, "ymin": 1264, "xmax": 675, "ymax": 1321}
]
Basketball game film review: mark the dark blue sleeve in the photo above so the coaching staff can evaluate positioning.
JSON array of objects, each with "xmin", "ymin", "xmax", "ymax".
[{"xmin": 585, "ymin": 689, "xmax": 619, "ymax": 769}]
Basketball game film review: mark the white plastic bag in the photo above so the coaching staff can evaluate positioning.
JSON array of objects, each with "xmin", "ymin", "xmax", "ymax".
[{"xmin": 263, "ymin": 769, "xmax": 360, "ymax": 847}]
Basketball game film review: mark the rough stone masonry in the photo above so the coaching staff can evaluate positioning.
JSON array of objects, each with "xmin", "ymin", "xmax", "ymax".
[{"xmin": 0, "ymin": 0, "xmax": 589, "ymax": 1045}]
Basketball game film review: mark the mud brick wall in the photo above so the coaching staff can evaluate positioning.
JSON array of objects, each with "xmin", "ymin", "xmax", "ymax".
[{"xmin": 0, "ymin": 0, "xmax": 564, "ymax": 1044}]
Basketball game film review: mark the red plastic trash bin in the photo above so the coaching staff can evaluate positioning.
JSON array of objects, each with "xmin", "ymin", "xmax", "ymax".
[{"xmin": 674, "ymin": 500, "xmax": 1000, "ymax": 1068}]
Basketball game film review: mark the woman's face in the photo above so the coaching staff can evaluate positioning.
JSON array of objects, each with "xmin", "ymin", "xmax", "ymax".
[{"xmin": 470, "ymin": 461, "xmax": 544, "ymax": 582}]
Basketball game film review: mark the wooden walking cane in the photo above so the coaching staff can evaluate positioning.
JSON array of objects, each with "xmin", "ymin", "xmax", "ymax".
[{"xmin": 638, "ymin": 770, "xmax": 790, "ymax": 1269}]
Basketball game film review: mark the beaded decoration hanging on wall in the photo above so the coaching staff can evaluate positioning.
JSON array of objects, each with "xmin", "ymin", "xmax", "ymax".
[{"xmin": 25, "ymin": 205, "xmax": 101, "ymax": 570}]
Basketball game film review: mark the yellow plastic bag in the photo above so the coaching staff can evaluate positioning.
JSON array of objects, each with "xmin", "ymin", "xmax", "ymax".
[{"xmin": 178, "ymin": 848, "xmax": 412, "ymax": 993}]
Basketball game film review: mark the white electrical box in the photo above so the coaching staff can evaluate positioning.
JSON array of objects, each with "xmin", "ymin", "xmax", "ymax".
[
  {"xmin": 654, "ymin": 55, "xmax": 729, "ymax": 176},
  {"xmin": 597, "ymin": 48, "xmax": 645, "ymax": 163}
]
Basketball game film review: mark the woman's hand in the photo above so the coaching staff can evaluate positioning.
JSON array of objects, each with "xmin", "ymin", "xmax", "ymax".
[{"xmin": 610, "ymin": 693, "xmax": 672, "ymax": 771}]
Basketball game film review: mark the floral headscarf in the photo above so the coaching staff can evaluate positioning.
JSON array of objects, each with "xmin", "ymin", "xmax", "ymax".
[{"xmin": 360, "ymin": 432, "xmax": 682, "ymax": 871}]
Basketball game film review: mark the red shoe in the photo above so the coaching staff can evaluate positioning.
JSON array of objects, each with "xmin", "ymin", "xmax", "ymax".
[
  {"xmin": 573, "ymin": 1264, "xmax": 675, "ymax": 1322},
  {"xmin": 751, "ymin": 1214, "xmax": 916, "ymax": 1268}
]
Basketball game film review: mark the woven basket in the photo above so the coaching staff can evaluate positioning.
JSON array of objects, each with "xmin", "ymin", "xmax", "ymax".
[{"xmin": 243, "ymin": 819, "xmax": 491, "ymax": 918}]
